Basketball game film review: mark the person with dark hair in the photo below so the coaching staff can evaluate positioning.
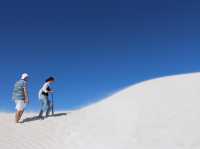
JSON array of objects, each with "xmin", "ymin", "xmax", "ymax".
[{"xmin": 38, "ymin": 77, "xmax": 55, "ymax": 119}]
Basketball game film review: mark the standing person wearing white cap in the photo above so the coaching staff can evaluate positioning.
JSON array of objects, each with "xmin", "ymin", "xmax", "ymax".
[{"xmin": 12, "ymin": 73, "xmax": 29, "ymax": 123}]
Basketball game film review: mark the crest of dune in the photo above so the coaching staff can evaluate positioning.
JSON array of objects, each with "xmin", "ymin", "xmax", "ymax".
[{"xmin": 1, "ymin": 72, "xmax": 200, "ymax": 149}]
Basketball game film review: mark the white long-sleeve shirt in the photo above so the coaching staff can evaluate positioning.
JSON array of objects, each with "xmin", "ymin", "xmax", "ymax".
[{"xmin": 38, "ymin": 82, "xmax": 50, "ymax": 98}]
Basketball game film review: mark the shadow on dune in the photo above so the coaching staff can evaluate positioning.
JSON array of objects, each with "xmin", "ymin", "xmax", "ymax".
[
  {"xmin": 49, "ymin": 113, "xmax": 68, "ymax": 117},
  {"xmin": 22, "ymin": 113, "xmax": 68, "ymax": 123}
]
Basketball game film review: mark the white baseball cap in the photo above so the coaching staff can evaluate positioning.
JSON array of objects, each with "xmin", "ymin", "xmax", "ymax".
[{"xmin": 21, "ymin": 73, "xmax": 29, "ymax": 80}]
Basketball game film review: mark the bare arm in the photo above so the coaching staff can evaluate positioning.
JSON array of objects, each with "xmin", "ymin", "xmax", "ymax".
[{"xmin": 24, "ymin": 83, "xmax": 29, "ymax": 103}]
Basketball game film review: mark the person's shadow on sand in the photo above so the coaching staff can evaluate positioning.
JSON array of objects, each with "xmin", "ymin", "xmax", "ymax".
[{"xmin": 22, "ymin": 113, "xmax": 68, "ymax": 123}]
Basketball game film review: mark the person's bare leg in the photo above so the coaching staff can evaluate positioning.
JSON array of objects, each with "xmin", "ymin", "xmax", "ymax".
[
  {"xmin": 19, "ymin": 110, "xmax": 24, "ymax": 122},
  {"xmin": 15, "ymin": 110, "xmax": 24, "ymax": 123},
  {"xmin": 15, "ymin": 111, "xmax": 18, "ymax": 123},
  {"xmin": 15, "ymin": 111, "xmax": 21, "ymax": 123}
]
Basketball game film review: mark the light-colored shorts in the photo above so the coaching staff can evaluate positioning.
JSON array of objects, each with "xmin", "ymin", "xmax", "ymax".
[{"xmin": 15, "ymin": 100, "xmax": 26, "ymax": 111}]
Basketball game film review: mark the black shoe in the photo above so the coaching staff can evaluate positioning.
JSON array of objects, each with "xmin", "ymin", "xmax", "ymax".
[
  {"xmin": 38, "ymin": 110, "xmax": 43, "ymax": 117},
  {"xmin": 45, "ymin": 114, "xmax": 49, "ymax": 118},
  {"xmin": 38, "ymin": 116, "xmax": 45, "ymax": 120}
]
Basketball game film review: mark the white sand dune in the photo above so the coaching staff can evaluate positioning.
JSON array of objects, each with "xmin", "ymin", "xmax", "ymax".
[{"xmin": 1, "ymin": 72, "xmax": 200, "ymax": 149}]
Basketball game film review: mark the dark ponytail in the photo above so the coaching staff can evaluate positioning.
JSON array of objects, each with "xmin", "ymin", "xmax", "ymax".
[{"xmin": 45, "ymin": 76, "xmax": 55, "ymax": 82}]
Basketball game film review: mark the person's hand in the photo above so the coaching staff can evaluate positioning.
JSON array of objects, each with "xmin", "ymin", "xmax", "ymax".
[
  {"xmin": 49, "ymin": 90, "xmax": 54, "ymax": 93},
  {"xmin": 24, "ymin": 99, "xmax": 29, "ymax": 104}
]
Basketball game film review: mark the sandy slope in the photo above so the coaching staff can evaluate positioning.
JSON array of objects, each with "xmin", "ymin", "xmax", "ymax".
[{"xmin": 1, "ymin": 73, "xmax": 200, "ymax": 149}]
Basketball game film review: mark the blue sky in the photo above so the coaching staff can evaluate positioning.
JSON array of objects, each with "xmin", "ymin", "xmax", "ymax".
[{"xmin": 0, "ymin": 0, "xmax": 200, "ymax": 111}]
